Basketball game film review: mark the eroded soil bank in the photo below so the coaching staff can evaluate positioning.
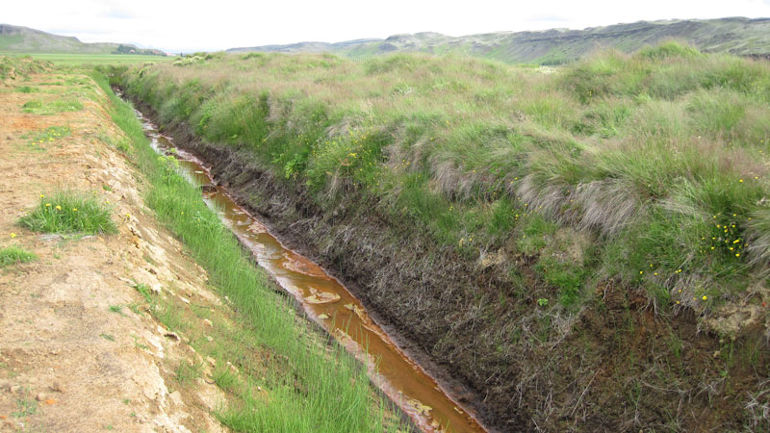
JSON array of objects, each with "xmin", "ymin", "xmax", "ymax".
[
  {"xmin": 128, "ymin": 98, "xmax": 770, "ymax": 432},
  {"xmin": 0, "ymin": 72, "xmax": 227, "ymax": 432},
  {"xmin": 1, "ymin": 65, "xmax": 407, "ymax": 433}
]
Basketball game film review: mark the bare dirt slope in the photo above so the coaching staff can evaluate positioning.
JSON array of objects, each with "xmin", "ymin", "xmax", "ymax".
[{"xmin": 0, "ymin": 73, "xmax": 228, "ymax": 432}]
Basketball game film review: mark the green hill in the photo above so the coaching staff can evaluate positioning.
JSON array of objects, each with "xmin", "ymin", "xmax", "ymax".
[
  {"xmin": 228, "ymin": 17, "xmax": 770, "ymax": 64},
  {"xmin": 0, "ymin": 24, "xmax": 165, "ymax": 55}
]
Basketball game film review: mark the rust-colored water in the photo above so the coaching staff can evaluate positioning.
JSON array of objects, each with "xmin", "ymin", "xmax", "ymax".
[{"xmin": 136, "ymin": 110, "xmax": 488, "ymax": 433}]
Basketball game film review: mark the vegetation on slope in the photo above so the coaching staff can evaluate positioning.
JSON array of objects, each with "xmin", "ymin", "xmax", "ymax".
[
  {"xmin": 117, "ymin": 44, "xmax": 770, "ymax": 430},
  {"xmin": 121, "ymin": 45, "xmax": 770, "ymax": 315},
  {"xmin": 88, "ymin": 70, "xmax": 402, "ymax": 433},
  {"xmin": 0, "ymin": 55, "xmax": 51, "ymax": 79}
]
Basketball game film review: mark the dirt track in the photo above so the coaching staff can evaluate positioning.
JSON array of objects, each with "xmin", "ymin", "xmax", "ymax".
[{"xmin": 0, "ymin": 73, "xmax": 227, "ymax": 432}]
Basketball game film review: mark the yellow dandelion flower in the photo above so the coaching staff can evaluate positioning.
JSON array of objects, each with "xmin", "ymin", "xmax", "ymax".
[
  {"xmin": 676, "ymin": 300, "xmax": 680, "ymax": 305},
  {"xmin": 72, "ymin": 208, "xmax": 77, "ymax": 212},
  {"xmin": 45, "ymin": 203, "xmax": 51, "ymax": 207},
  {"xmin": 739, "ymin": 179, "xmax": 744, "ymax": 183},
  {"xmin": 10, "ymin": 232, "xmax": 17, "ymax": 238},
  {"xmin": 639, "ymin": 271, "xmax": 644, "ymax": 275},
  {"xmin": 736, "ymin": 253, "xmax": 741, "ymax": 257},
  {"xmin": 702, "ymin": 295, "xmax": 708, "ymax": 301},
  {"xmin": 40, "ymin": 194, "xmax": 45, "ymax": 198},
  {"xmin": 55, "ymin": 205, "xmax": 61, "ymax": 210}
]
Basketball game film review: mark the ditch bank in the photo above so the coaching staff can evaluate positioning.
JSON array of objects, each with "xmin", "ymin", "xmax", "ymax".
[{"xmin": 123, "ymin": 95, "xmax": 769, "ymax": 433}]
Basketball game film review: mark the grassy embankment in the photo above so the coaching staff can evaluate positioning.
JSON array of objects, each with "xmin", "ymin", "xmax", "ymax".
[
  {"xmin": 84, "ymin": 70, "xmax": 402, "ymax": 432},
  {"xmin": 120, "ymin": 44, "xmax": 770, "ymax": 315},
  {"xmin": 115, "ymin": 45, "xmax": 770, "ymax": 430}
]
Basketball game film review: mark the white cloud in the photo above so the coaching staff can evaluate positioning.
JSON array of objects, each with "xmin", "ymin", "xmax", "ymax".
[{"xmin": 4, "ymin": 0, "xmax": 770, "ymax": 52}]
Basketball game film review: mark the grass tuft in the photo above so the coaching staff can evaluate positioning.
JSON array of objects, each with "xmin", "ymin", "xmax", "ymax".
[
  {"xmin": 19, "ymin": 192, "xmax": 117, "ymax": 235},
  {"xmin": 0, "ymin": 246, "xmax": 38, "ymax": 267}
]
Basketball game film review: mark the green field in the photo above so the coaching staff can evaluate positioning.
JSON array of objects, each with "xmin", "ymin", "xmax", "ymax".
[{"xmin": 0, "ymin": 52, "xmax": 173, "ymax": 66}]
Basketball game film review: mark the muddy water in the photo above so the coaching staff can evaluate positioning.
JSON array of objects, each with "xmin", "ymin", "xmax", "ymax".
[{"xmin": 134, "ymin": 110, "xmax": 488, "ymax": 433}]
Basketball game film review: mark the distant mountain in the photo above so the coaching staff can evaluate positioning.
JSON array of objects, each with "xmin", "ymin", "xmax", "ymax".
[
  {"xmin": 0, "ymin": 24, "xmax": 166, "ymax": 55},
  {"xmin": 228, "ymin": 17, "xmax": 770, "ymax": 64}
]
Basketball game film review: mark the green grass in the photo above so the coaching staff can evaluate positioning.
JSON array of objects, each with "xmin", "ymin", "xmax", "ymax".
[
  {"xmin": 18, "ymin": 192, "xmax": 117, "ymax": 235},
  {"xmin": 0, "ymin": 55, "xmax": 51, "ymax": 79},
  {"xmin": 115, "ymin": 43, "xmax": 770, "ymax": 315},
  {"xmin": 23, "ymin": 125, "xmax": 70, "ymax": 148},
  {"xmin": 174, "ymin": 361, "xmax": 203, "ymax": 385},
  {"xmin": 1, "ymin": 52, "xmax": 174, "ymax": 67},
  {"xmin": 0, "ymin": 246, "xmax": 37, "ymax": 267},
  {"xmin": 12, "ymin": 395, "xmax": 38, "ymax": 418},
  {"xmin": 21, "ymin": 98, "xmax": 83, "ymax": 114},
  {"xmin": 16, "ymin": 85, "xmax": 38, "ymax": 93},
  {"xmin": 91, "ymin": 71, "xmax": 401, "ymax": 433}
]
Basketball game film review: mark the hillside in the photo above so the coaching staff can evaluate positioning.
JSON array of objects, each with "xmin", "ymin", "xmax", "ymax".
[
  {"xmin": 0, "ymin": 24, "xmax": 165, "ymax": 55},
  {"xmin": 228, "ymin": 17, "xmax": 770, "ymax": 64}
]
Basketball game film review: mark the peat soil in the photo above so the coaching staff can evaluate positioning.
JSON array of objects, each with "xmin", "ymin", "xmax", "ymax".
[{"xmin": 128, "ymin": 99, "xmax": 770, "ymax": 433}]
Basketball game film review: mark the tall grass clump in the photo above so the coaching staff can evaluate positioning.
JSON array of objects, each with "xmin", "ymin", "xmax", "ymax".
[
  {"xmin": 91, "ymin": 72, "xmax": 399, "ymax": 433},
  {"xmin": 19, "ymin": 192, "xmax": 117, "ymax": 235}
]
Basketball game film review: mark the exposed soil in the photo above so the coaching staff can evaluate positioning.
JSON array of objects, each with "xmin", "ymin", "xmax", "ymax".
[
  {"xmin": 136, "ymin": 104, "xmax": 770, "ymax": 432},
  {"xmin": 0, "ymin": 75, "xmax": 228, "ymax": 432}
]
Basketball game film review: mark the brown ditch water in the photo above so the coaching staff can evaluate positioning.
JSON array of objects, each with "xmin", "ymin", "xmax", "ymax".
[{"xmin": 133, "ymin": 109, "xmax": 488, "ymax": 433}]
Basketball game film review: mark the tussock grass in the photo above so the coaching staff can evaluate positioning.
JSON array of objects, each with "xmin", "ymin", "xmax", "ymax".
[
  {"xmin": 19, "ymin": 192, "xmax": 117, "ymax": 235},
  {"xmin": 91, "ymin": 72, "xmax": 401, "ymax": 433},
  {"xmin": 117, "ymin": 43, "xmax": 770, "ymax": 313},
  {"xmin": 0, "ymin": 246, "xmax": 37, "ymax": 267}
]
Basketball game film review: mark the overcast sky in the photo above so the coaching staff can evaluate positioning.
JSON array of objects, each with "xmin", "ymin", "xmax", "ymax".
[{"xmin": 5, "ymin": 0, "xmax": 770, "ymax": 53}]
